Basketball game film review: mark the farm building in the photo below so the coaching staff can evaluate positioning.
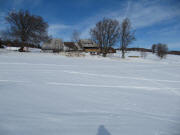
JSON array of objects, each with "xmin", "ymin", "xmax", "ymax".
[
  {"xmin": 79, "ymin": 39, "xmax": 116, "ymax": 54},
  {"xmin": 41, "ymin": 38, "xmax": 116, "ymax": 54},
  {"xmin": 63, "ymin": 42, "xmax": 78, "ymax": 51},
  {"xmin": 79, "ymin": 39, "xmax": 100, "ymax": 54},
  {"xmin": 108, "ymin": 47, "xmax": 116, "ymax": 53},
  {"xmin": 41, "ymin": 38, "xmax": 63, "ymax": 52},
  {"xmin": 42, "ymin": 39, "xmax": 80, "ymax": 52}
]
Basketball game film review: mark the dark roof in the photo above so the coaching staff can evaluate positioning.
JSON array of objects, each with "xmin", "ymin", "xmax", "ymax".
[{"xmin": 64, "ymin": 42, "xmax": 77, "ymax": 50}]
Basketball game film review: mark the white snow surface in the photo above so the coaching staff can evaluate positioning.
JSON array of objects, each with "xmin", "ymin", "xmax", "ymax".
[{"xmin": 0, "ymin": 49, "xmax": 180, "ymax": 135}]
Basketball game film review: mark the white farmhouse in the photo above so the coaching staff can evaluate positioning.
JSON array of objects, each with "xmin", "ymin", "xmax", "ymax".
[{"xmin": 41, "ymin": 38, "xmax": 63, "ymax": 52}]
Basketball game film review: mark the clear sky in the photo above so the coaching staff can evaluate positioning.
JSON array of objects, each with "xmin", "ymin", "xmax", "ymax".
[{"xmin": 0, "ymin": 0, "xmax": 180, "ymax": 50}]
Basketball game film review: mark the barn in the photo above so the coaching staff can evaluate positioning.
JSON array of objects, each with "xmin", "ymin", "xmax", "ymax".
[{"xmin": 79, "ymin": 39, "xmax": 100, "ymax": 54}]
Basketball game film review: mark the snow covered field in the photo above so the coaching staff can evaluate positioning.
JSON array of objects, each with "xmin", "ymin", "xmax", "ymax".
[{"xmin": 0, "ymin": 49, "xmax": 180, "ymax": 135}]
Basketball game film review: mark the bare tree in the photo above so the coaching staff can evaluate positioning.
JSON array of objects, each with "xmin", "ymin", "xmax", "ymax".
[
  {"xmin": 90, "ymin": 18, "xmax": 120, "ymax": 56},
  {"xmin": 5, "ymin": 10, "xmax": 49, "ymax": 51},
  {"xmin": 151, "ymin": 43, "xmax": 168, "ymax": 59},
  {"xmin": 119, "ymin": 18, "xmax": 135, "ymax": 58},
  {"xmin": 0, "ymin": 29, "xmax": 15, "ymax": 41},
  {"xmin": 71, "ymin": 30, "xmax": 82, "ymax": 50},
  {"xmin": 71, "ymin": 30, "xmax": 80, "ymax": 43},
  {"xmin": 0, "ymin": 38, "xmax": 2, "ymax": 48},
  {"xmin": 156, "ymin": 43, "xmax": 168, "ymax": 59},
  {"xmin": 152, "ymin": 44, "xmax": 157, "ymax": 53}
]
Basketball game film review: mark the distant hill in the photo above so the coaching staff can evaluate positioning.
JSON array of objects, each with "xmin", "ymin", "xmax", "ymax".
[
  {"xmin": 168, "ymin": 51, "xmax": 180, "ymax": 55},
  {"xmin": 116, "ymin": 47, "xmax": 180, "ymax": 55},
  {"xmin": 116, "ymin": 48, "xmax": 152, "ymax": 52}
]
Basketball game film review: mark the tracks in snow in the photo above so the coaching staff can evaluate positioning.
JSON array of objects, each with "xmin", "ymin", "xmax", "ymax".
[
  {"xmin": 63, "ymin": 70, "xmax": 180, "ymax": 83},
  {"xmin": 0, "ymin": 80, "xmax": 29, "ymax": 83},
  {"xmin": 47, "ymin": 82, "xmax": 179, "ymax": 91},
  {"xmin": 1, "ymin": 79, "xmax": 179, "ymax": 92},
  {"xmin": 40, "ymin": 109, "xmax": 180, "ymax": 124},
  {"xmin": 0, "ymin": 62, "xmax": 75, "ymax": 67}
]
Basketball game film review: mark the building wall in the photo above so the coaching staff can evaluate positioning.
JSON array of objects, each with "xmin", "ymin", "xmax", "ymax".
[
  {"xmin": 85, "ymin": 48, "xmax": 101, "ymax": 53},
  {"xmin": 42, "ymin": 39, "xmax": 63, "ymax": 51}
]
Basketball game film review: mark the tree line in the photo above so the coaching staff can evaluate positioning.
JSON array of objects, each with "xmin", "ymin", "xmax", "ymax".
[{"xmin": 0, "ymin": 9, "xmax": 169, "ymax": 58}]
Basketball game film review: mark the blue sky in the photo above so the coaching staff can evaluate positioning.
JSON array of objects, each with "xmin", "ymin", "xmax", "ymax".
[{"xmin": 0, "ymin": 0, "xmax": 180, "ymax": 50}]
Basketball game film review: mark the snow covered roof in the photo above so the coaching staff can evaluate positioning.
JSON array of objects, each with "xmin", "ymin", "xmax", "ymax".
[
  {"xmin": 79, "ymin": 39, "xmax": 99, "ymax": 48},
  {"xmin": 42, "ymin": 38, "xmax": 63, "ymax": 50}
]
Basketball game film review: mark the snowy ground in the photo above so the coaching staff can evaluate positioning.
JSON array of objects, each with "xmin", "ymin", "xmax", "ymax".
[{"xmin": 0, "ymin": 49, "xmax": 180, "ymax": 135}]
